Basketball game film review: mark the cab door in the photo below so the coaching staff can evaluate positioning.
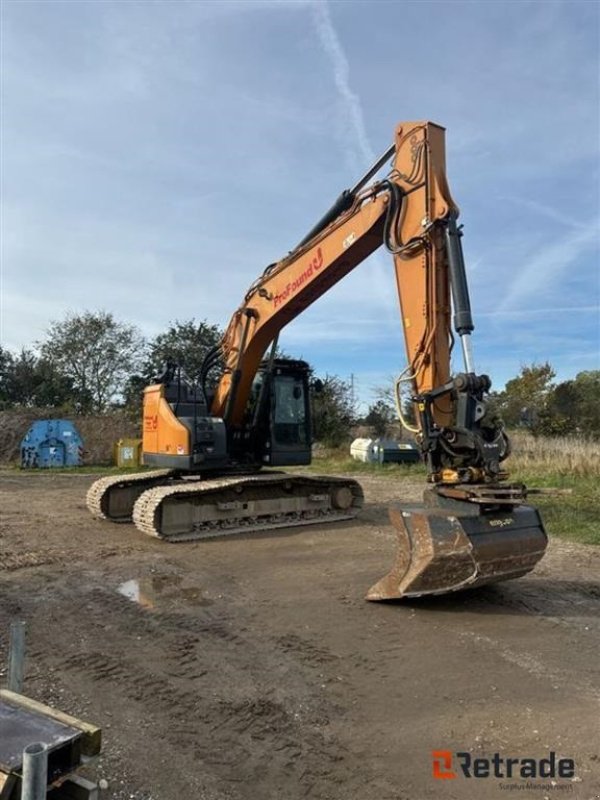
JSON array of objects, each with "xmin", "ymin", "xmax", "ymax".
[{"xmin": 269, "ymin": 372, "xmax": 311, "ymax": 466}]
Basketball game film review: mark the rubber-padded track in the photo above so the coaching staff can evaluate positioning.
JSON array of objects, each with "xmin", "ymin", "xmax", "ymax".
[
  {"xmin": 86, "ymin": 470, "xmax": 175, "ymax": 521},
  {"xmin": 132, "ymin": 473, "xmax": 364, "ymax": 541}
]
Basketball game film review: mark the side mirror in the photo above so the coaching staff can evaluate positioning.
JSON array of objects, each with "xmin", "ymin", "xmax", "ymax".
[{"xmin": 312, "ymin": 379, "xmax": 324, "ymax": 394}]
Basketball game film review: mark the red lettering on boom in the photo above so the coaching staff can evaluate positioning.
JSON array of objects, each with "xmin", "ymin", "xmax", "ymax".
[{"xmin": 273, "ymin": 247, "xmax": 323, "ymax": 308}]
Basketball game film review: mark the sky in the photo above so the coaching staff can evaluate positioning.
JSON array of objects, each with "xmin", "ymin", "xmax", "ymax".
[{"xmin": 1, "ymin": 0, "xmax": 599, "ymax": 410}]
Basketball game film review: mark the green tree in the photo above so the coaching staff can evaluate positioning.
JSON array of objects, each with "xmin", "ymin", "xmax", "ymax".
[
  {"xmin": 496, "ymin": 362, "xmax": 556, "ymax": 428},
  {"xmin": 311, "ymin": 374, "xmax": 356, "ymax": 447},
  {"xmin": 536, "ymin": 371, "xmax": 600, "ymax": 438},
  {"xmin": 371, "ymin": 377, "xmax": 416, "ymax": 431},
  {"xmin": 0, "ymin": 347, "xmax": 74, "ymax": 409},
  {"xmin": 365, "ymin": 399, "xmax": 394, "ymax": 437},
  {"xmin": 144, "ymin": 319, "xmax": 223, "ymax": 383},
  {"xmin": 565, "ymin": 371, "xmax": 600, "ymax": 436},
  {"xmin": 0, "ymin": 346, "xmax": 15, "ymax": 408},
  {"xmin": 122, "ymin": 319, "xmax": 224, "ymax": 415},
  {"xmin": 40, "ymin": 311, "xmax": 144, "ymax": 412}
]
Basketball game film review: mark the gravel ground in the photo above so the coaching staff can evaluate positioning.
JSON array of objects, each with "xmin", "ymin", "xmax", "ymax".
[{"xmin": 1, "ymin": 470, "xmax": 598, "ymax": 799}]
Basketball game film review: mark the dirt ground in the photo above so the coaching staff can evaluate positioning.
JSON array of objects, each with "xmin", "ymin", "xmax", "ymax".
[{"xmin": 1, "ymin": 470, "xmax": 599, "ymax": 800}]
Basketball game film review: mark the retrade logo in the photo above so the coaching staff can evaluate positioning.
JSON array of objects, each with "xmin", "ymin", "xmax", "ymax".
[
  {"xmin": 432, "ymin": 750, "xmax": 575, "ymax": 781},
  {"xmin": 432, "ymin": 751, "xmax": 456, "ymax": 780}
]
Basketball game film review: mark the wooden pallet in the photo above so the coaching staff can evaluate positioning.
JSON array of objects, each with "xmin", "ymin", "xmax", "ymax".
[{"xmin": 0, "ymin": 690, "xmax": 101, "ymax": 800}]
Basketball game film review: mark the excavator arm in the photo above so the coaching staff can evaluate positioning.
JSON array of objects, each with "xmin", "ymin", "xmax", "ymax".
[
  {"xmin": 212, "ymin": 121, "xmax": 454, "ymax": 426},
  {"xmin": 211, "ymin": 121, "xmax": 506, "ymax": 485}
]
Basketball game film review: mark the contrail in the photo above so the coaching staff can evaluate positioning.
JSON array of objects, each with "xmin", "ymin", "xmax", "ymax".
[
  {"xmin": 499, "ymin": 222, "xmax": 598, "ymax": 311},
  {"xmin": 479, "ymin": 305, "xmax": 600, "ymax": 318},
  {"xmin": 309, "ymin": 1, "xmax": 398, "ymax": 323},
  {"xmin": 311, "ymin": 1, "xmax": 375, "ymax": 166}
]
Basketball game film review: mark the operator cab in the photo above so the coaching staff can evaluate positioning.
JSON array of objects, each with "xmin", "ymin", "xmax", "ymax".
[{"xmin": 248, "ymin": 359, "xmax": 312, "ymax": 467}]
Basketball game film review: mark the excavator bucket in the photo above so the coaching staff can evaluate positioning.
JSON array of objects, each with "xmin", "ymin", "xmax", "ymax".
[{"xmin": 366, "ymin": 502, "xmax": 548, "ymax": 601}]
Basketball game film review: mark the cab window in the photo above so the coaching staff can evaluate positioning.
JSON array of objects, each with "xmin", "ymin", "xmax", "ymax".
[{"xmin": 272, "ymin": 376, "xmax": 308, "ymax": 446}]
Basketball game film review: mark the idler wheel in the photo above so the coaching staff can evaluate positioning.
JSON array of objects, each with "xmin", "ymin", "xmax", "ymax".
[{"xmin": 331, "ymin": 486, "xmax": 353, "ymax": 510}]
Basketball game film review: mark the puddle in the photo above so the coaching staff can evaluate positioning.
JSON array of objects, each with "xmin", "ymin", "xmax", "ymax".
[
  {"xmin": 117, "ymin": 576, "xmax": 213, "ymax": 609},
  {"xmin": 117, "ymin": 579, "xmax": 154, "ymax": 609}
]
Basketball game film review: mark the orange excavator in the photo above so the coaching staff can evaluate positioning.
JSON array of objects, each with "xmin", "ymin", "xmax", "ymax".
[{"xmin": 87, "ymin": 121, "xmax": 547, "ymax": 599}]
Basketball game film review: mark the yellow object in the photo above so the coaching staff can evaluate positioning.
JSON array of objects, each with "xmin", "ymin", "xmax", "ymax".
[{"xmin": 114, "ymin": 438, "xmax": 144, "ymax": 468}]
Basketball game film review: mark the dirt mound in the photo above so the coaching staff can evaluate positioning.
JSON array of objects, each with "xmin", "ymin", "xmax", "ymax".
[{"xmin": 0, "ymin": 409, "xmax": 140, "ymax": 465}]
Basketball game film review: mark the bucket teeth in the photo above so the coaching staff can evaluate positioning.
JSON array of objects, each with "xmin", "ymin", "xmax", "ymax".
[{"xmin": 366, "ymin": 502, "xmax": 548, "ymax": 601}]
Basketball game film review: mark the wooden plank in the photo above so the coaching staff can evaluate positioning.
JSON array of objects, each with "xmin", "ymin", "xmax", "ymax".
[{"xmin": 0, "ymin": 691, "xmax": 101, "ymax": 757}]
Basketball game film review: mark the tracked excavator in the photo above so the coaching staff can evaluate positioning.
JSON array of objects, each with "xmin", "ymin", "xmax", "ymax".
[{"xmin": 87, "ymin": 120, "xmax": 548, "ymax": 599}]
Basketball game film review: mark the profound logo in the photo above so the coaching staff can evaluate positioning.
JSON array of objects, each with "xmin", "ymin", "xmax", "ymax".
[
  {"xmin": 273, "ymin": 248, "xmax": 323, "ymax": 308},
  {"xmin": 144, "ymin": 414, "xmax": 158, "ymax": 432}
]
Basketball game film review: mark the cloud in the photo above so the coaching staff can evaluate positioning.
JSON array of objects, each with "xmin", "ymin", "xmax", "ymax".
[
  {"xmin": 499, "ymin": 195, "xmax": 589, "ymax": 231},
  {"xmin": 310, "ymin": 1, "xmax": 374, "ymax": 165},
  {"xmin": 479, "ymin": 305, "xmax": 599, "ymax": 319},
  {"xmin": 498, "ymin": 220, "xmax": 599, "ymax": 311}
]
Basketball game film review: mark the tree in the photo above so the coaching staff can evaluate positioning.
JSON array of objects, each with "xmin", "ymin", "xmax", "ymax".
[
  {"xmin": 371, "ymin": 377, "xmax": 416, "ymax": 432},
  {"xmin": 121, "ymin": 319, "xmax": 224, "ymax": 415},
  {"xmin": 0, "ymin": 346, "xmax": 15, "ymax": 408},
  {"xmin": 0, "ymin": 347, "xmax": 74, "ymax": 409},
  {"xmin": 563, "ymin": 371, "xmax": 600, "ymax": 436},
  {"xmin": 536, "ymin": 371, "xmax": 600, "ymax": 438},
  {"xmin": 495, "ymin": 362, "xmax": 555, "ymax": 428},
  {"xmin": 311, "ymin": 374, "xmax": 356, "ymax": 447},
  {"xmin": 365, "ymin": 400, "xmax": 395, "ymax": 437},
  {"xmin": 40, "ymin": 311, "xmax": 144, "ymax": 412},
  {"xmin": 144, "ymin": 319, "xmax": 223, "ymax": 383}
]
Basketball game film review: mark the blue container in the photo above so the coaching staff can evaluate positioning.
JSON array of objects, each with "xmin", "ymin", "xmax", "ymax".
[{"xmin": 20, "ymin": 420, "xmax": 84, "ymax": 468}]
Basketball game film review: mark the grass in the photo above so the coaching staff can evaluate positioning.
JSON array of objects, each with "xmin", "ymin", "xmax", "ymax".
[
  {"xmin": 507, "ymin": 468, "xmax": 599, "ymax": 546},
  {"xmin": 308, "ymin": 435, "xmax": 600, "ymax": 547},
  {"xmin": 302, "ymin": 452, "xmax": 427, "ymax": 479},
  {"xmin": 507, "ymin": 430, "xmax": 600, "ymax": 477},
  {"xmin": 505, "ymin": 432, "xmax": 600, "ymax": 546}
]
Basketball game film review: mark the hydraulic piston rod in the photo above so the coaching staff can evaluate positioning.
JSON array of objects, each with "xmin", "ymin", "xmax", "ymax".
[
  {"xmin": 445, "ymin": 212, "xmax": 476, "ymax": 373},
  {"xmin": 295, "ymin": 143, "xmax": 396, "ymax": 250}
]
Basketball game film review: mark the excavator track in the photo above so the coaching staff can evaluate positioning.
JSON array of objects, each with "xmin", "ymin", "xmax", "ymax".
[
  {"xmin": 131, "ymin": 473, "xmax": 364, "ymax": 542},
  {"xmin": 86, "ymin": 469, "xmax": 176, "ymax": 522}
]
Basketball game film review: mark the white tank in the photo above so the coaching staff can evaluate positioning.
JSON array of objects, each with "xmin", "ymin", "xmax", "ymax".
[{"xmin": 350, "ymin": 438, "xmax": 377, "ymax": 463}]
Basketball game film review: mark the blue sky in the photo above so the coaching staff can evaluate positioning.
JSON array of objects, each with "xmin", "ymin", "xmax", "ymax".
[{"xmin": 1, "ymin": 0, "xmax": 599, "ymax": 409}]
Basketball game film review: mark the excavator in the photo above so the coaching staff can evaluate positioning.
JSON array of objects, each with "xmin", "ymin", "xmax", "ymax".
[{"xmin": 87, "ymin": 120, "xmax": 548, "ymax": 600}]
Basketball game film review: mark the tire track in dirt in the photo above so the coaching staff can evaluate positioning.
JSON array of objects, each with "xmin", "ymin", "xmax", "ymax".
[
  {"xmin": 15, "ymin": 579, "xmax": 365, "ymax": 799},
  {"xmin": 57, "ymin": 640, "xmax": 355, "ymax": 798},
  {"xmin": 58, "ymin": 650, "xmax": 205, "ymax": 719},
  {"xmin": 276, "ymin": 632, "xmax": 340, "ymax": 666},
  {"xmin": 0, "ymin": 545, "xmax": 138, "ymax": 572},
  {"xmin": 0, "ymin": 550, "xmax": 65, "ymax": 570}
]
